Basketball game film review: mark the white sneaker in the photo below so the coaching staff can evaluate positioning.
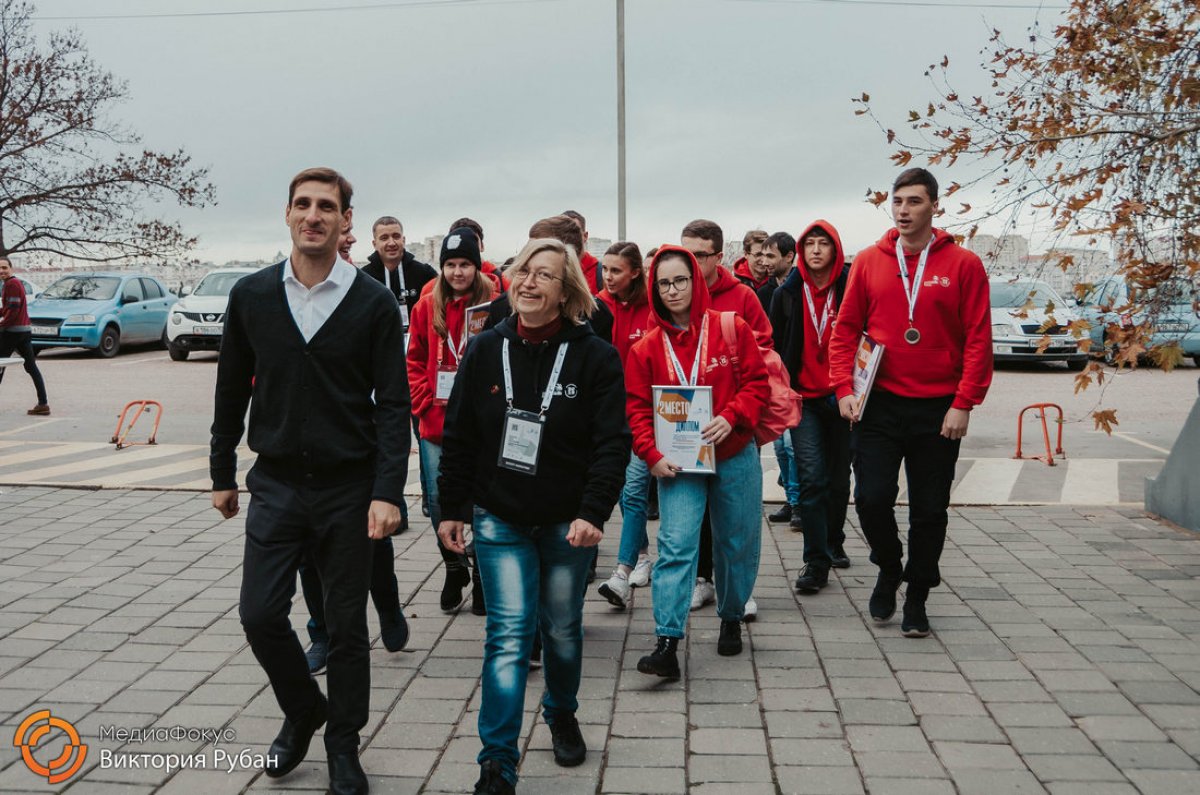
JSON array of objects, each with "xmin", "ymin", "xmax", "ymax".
[
  {"xmin": 629, "ymin": 555, "xmax": 653, "ymax": 587},
  {"xmin": 690, "ymin": 578, "xmax": 716, "ymax": 611},
  {"xmin": 598, "ymin": 570, "xmax": 631, "ymax": 609},
  {"xmin": 743, "ymin": 597, "xmax": 758, "ymax": 623}
]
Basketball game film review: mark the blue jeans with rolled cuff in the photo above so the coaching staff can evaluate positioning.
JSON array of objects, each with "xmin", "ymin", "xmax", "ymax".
[{"xmin": 472, "ymin": 507, "xmax": 593, "ymax": 786}]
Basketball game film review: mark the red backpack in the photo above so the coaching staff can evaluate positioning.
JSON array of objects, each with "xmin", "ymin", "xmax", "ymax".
[{"xmin": 720, "ymin": 311, "xmax": 802, "ymax": 446}]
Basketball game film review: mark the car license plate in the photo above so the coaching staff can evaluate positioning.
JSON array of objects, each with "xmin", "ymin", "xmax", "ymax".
[
  {"xmin": 194, "ymin": 325, "xmax": 223, "ymax": 335},
  {"xmin": 31, "ymin": 325, "xmax": 58, "ymax": 336},
  {"xmin": 1156, "ymin": 322, "xmax": 1188, "ymax": 333}
]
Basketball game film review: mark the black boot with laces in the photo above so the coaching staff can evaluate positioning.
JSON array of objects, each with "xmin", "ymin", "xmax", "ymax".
[{"xmin": 637, "ymin": 636, "xmax": 681, "ymax": 679}]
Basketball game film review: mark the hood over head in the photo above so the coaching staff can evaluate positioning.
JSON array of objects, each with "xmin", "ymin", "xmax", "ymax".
[
  {"xmin": 793, "ymin": 219, "xmax": 846, "ymax": 291},
  {"xmin": 647, "ymin": 245, "xmax": 711, "ymax": 332}
]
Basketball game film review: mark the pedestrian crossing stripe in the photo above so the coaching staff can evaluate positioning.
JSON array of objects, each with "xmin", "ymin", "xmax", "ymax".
[{"xmin": 0, "ymin": 440, "xmax": 1164, "ymax": 505}]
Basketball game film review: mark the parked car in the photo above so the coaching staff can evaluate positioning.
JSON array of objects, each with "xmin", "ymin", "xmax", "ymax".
[
  {"xmin": 1076, "ymin": 275, "xmax": 1200, "ymax": 366},
  {"xmin": 989, "ymin": 279, "xmax": 1089, "ymax": 370},
  {"xmin": 28, "ymin": 273, "xmax": 177, "ymax": 358},
  {"xmin": 18, "ymin": 278, "xmax": 40, "ymax": 300},
  {"xmin": 166, "ymin": 267, "xmax": 258, "ymax": 361}
]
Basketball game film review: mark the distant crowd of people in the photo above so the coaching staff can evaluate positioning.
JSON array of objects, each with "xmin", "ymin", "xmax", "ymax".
[{"xmin": 208, "ymin": 165, "xmax": 992, "ymax": 795}]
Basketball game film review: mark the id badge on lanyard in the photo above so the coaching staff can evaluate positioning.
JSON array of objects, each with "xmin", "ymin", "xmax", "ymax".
[
  {"xmin": 434, "ymin": 365, "xmax": 457, "ymax": 405},
  {"xmin": 496, "ymin": 338, "xmax": 569, "ymax": 475}
]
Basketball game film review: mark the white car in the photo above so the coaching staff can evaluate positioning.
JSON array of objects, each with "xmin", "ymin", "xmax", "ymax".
[
  {"xmin": 989, "ymin": 278, "xmax": 1088, "ymax": 371},
  {"xmin": 166, "ymin": 268, "xmax": 258, "ymax": 361}
]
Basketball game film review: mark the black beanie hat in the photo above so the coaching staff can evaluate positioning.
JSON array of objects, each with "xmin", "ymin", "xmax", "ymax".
[{"xmin": 441, "ymin": 228, "xmax": 482, "ymax": 269}]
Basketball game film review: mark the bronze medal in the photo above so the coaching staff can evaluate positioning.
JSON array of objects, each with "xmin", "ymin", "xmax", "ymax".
[{"xmin": 904, "ymin": 326, "xmax": 921, "ymax": 345}]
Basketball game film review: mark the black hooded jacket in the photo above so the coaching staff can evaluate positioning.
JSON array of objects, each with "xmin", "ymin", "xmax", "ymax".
[
  {"xmin": 362, "ymin": 250, "xmax": 437, "ymax": 321},
  {"xmin": 770, "ymin": 267, "xmax": 850, "ymax": 391}
]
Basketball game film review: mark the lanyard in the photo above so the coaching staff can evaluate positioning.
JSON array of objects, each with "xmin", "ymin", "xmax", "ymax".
[
  {"xmin": 661, "ymin": 314, "xmax": 709, "ymax": 387},
  {"xmin": 502, "ymin": 338, "xmax": 569, "ymax": 416},
  {"xmin": 802, "ymin": 282, "xmax": 835, "ymax": 340},
  {"xmin": 895, "ymin": 235, "xmax": 935, "ymax": 326},
  {"xmin": 387, "ymin": 265, "xmax": 407, "ymax": 296},
  {"xmin": 436, "ymin": 322, "xmax": 468, "ymax": 366}
]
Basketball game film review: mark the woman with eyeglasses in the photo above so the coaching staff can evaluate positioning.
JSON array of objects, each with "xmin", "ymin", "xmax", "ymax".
[
  {"xmin": 407, "ymin": 229, "xmax": 497, "ymax": 615},
  {"xmin": 437, "ymin": 238, "xmax": 630, "ymax": 795},
  {"xmin": 594, "ymin": 242, "xmax": 658, "ymax": 610},
  {"xmin": 625, "ymin": 246, "xmax": 769, "ymax": 679}
]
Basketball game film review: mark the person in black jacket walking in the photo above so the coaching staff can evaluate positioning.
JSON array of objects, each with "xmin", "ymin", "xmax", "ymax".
[
  {"xmin": 437, "ymin": 238, "xmax": 630, "ymax": 795},
  {"xmin": 361, "ymin": 216, "xmax": 437, "ymax": 328},
  {"xmin": 210, "ymin": 168, "xmax": 410, "ymax": 795},
  {"xmin": 769, "ymin": 220, "xmax": 853, "ymax": 595}
]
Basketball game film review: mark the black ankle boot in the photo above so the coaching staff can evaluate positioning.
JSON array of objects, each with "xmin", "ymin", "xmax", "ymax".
[
  {"xmin": 637, "ymin": 636, "xmax": 680, "ymax": 679},
  {"xmin": 440, "ymin": 562, "xmax": 471, "ymax": 613}
]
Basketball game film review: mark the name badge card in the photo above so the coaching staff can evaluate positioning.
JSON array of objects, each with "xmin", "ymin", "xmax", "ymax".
[
  {"xmin": 434, "ymin": 365, "xmax": 457, "ymax": 405},
  {"xmin": 652, "ymin": 385, "xmax": 716, "ymax": 474},
  {"xmin": 498, "ymin": 408, "xmax": 545, "ymax": 474}
]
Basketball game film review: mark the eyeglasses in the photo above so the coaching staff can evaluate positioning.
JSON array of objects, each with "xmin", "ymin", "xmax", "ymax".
[
  {"xmin": 656, "ymin": 275, "xmax": 692, "ymax": 293},
  {"xmin": 692, "ymin": 251, "xmax": 720, "ymax": 262},
  {"xmin": 511, "ymin": 267, "xmax": 561, "ymax": 286}
]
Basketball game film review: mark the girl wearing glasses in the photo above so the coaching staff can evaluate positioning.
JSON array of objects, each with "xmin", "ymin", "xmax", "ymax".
[
  {"xmin": 407, "ymin": 229, "xmax": 497, "ymax": 615},
  {"xmin": 436, "ymin": 238, "xmax": 630, "ymax": 794},
  {"xmin": 625, "ymin": 246, "xmax": 769, "ymax": 678}
]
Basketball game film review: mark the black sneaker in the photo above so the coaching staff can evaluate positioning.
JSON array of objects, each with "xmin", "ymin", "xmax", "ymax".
[
  {"xmin": 304, "ymin": 640, "xmax": 328, "ymax": 675},
  {"xmin": 440, "ymin": 563, "xmax": 472, "ymax": 613},
  {"xmin": 529, "ymin": 633, "xmax": 542, "ymax": 670},
  {"xmin": 788, "ymin": 513, "xmax": 804, "ymax": 532},
  {"xmin": 794, "ymin": 564, "xmax": 829, "ymax": 594},
  {"xmin": 767, "ymin": 503, "xmax": 793, "ymax": 523},
  {"xmin": 473, "ymin": 759, "xmax": 514, "ymax": 795},
  {"xmin": 637, "ymin": 636, "xmax": 680, "ymax": 679},
  {"xmin": 869, "ymin": 570, "xmax": 903, "ymax": 622},
  {"xmin": 901, "ymin": 587, "xmax": 931, "ymax": 638},
  {"xmin": 829, "ymin": 544, "xmax": 851, "ymax": 569},
  {"xmin": 547, "ymin": 712, "xmax": 587, "ymax": 767},
  {"xmin": 717, "ymin": 619, "xmax": 742, "ymax": 656}
]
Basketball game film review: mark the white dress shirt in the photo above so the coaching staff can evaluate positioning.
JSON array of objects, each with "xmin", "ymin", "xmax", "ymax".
[{"xmin": 282, "ymin": 255, "xmax": 356, "ymax": 342}]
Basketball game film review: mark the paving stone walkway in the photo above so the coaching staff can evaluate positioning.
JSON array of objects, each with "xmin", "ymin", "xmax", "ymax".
[{"xmin": 0, "ymin": 486, "xmax": 1198, "ymax": 794}]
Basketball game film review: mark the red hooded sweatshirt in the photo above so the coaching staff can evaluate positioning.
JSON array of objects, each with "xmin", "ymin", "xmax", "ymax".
[
  {"xmin": 733, "ymin": 256, "xmax": 769, "ymax": 292},
  {"xmin": 597, "ymin": 288, "xmax": 654, "ymax": 366},
  {"xmin": 828, "ymin": 227, "xmax": 992, "ymax": 410},
  {"xmin": 795, "ymin": 220, "xmax": 844, "ymax": 398},
  {"xmin": 625, "ymin": 246, "xmax": 769, "ymax": 467},
  {"xmin": 707, "ymin": 264, "xmax": 775, "ymax": 351},
  {"xmin": 581, "ymin": 251, "xmax": 602, "ymax": 296},
  {"xmin": 408, "ymin": 287, "xmax": 495, "ymax": 444}
]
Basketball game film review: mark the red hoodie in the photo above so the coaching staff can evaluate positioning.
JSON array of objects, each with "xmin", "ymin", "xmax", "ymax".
[
  {"xmin": 795, "ymin": 220, "xmax": 844, "ymax": 398},
  {"xmin": 733, "ymin": 256, "xmax": 769, "ymax": 292},
  {"xmin": 1, "ymin": 276, "xmax": 31, "ymax": 329},
  {"xmin": 829, "ymin": 228, "xmax": 992, "ymax": 410},
  {"xmin": 707, "ymin": 265, "xmax": 775, "ymax": 351},
  {"xmin": 625, "ymin": 246, "xmax": 769, "ymax": 467},
  {"xmin": 581, "ymin": 251, "xmax": 602, "ymax": 296},
  {"xmin": 597, "ymin": 288, "xmax": 654, "ymax": 366},
  {"xmin": 408, "ymin": 288, "xmax": 495, "ymax": 443}
]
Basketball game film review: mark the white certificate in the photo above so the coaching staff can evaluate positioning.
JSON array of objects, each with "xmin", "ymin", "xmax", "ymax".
[{"xmin": 652, "ymin": 385, "xmax": 716, "ymax": 475}]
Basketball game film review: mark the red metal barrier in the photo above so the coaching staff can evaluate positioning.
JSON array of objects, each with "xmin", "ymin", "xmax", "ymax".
[
  {"xmin": 1014, "ymin": 403, "xmax": 1065, "ymax": 466},
  {"xmin": 111, "ymin": 400, "xmax": 163, "ymax": 449}
]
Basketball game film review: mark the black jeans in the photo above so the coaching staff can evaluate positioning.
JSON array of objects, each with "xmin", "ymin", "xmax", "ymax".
[
  {"xmin": 239, "ymin": 466, "xmax": 373, "ymax": 753},
  {"xmin": 851, "ymin": 391, "xmax": 960, "ymax": 589},
  {"xmin": 299, "ymin": 535, "xmax": 401, "ymax": 644},
  {"xmin": 0, "ymin": 330, "xmax": 48, "ymax": 405},
  {"xmin": 790, "ymin": 394, "xmax": 851, "ymax": 567}
]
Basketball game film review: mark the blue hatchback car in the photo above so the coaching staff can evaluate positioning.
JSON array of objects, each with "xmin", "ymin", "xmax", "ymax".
[{"xmin": 28, "ymin": 273, "xmax": 178, "ymax": 358}]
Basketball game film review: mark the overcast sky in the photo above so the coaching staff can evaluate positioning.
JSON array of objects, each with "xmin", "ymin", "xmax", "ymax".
[{"xmin": 32, "ymin": 0, "xmax": 1065, "ymax": 265}]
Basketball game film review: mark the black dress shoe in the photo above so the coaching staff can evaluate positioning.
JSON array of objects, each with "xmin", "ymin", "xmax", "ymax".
[
  {"xmin": 378, "ymin": 608, "xmax": 409, "ymax": 652},
  {"xmin": 547, "ymin": 712, "xmax": 587, "ymax": 767},
  {"xmin": 328, "ymin": 751, "xmax": 369, "ymax": 795},
  {"xmin": 717, "ymin": 619, "xmax": 742, "ymax": 656},
  {"xmin": 767, "ymin": 503, "xmax": 793, "ymax": 523},
  {"xmin": 869, "ymin": 569, "xmax": 903, "ymax": 622},
  {"xmin": 794, "ymin": 564, "xmax": 829, "ymax": 594},
  {"xmin": 829, "ymin": 544, "xmax": 851, "ymax": 569},
  {"xmin": 637, "ymin": 636, "xmax": 680, "ymax": 679},
  {"xmin": 265, "ymin": 692, "xmax": 327, "ymax": 778}
]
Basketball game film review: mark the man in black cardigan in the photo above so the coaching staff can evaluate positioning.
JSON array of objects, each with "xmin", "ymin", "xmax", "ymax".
[{"xmin": 210, "ymin": 167, "xmax": 410, "ymax": 795}]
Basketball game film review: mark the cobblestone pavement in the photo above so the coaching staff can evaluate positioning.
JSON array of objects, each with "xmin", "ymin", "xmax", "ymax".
[{"xmin": 1, "ymin": 486, "xmax": 1198, "ymax": 794}]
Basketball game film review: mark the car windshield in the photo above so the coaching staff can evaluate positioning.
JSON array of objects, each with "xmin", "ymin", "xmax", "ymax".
[
  {"xmin": 40, "ymin": 276, "xmax": 121, "ymax": 301},
  {"xmin": 1151, "ymin": 278, "xmax": 1197, "ymax": 305},
  {"xmin": 991, "ymin": 281, "xmax": 1064, "ymax": 309},
  {"xmin": 193, "ymin": 272, "xmax": 248, "ymax": 297}
]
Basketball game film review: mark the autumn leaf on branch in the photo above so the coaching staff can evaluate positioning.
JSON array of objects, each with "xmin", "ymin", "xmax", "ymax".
[{"xmin": 1092, "ymin": 409, "xmax": 1119, "ymax": 435}]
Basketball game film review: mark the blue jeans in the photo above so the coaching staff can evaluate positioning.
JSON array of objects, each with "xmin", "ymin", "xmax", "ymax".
[
  {"xmin": 651, "ymin": 442, "xmax": 762, "ymax": 637},
  {"xmin": 421, "ymin": 438, "xmax": 468, "ymax": 568},
  {"xmin": 790, "ymin": 394, "xmax": 851, "ymax": 567},
  {"xmin": 473, "ymin": 508, "xmax": 592, "ymax": 786},
  {"xmin": 772, "ymin": 430, "xmax": 801, "ymax": 505},
  {"xmin": 616, "ymin": 454, "xmax": 651, "ymax": 568}
]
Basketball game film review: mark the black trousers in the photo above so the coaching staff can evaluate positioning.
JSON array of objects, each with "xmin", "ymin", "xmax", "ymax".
[
  {"xmin": 239, "ymin": 466, "xmax": 373, "ymax": 753},
  {"xmin": 299, "ymin": 536, "xmax": 400, "ymax": 644},
  {"xmin": 851, "ymin": 391, "xmax": 960, "ymax": 589},
  {"xmin": 0, "ymin": 330, "xmax": 48, "ymax": 405}
]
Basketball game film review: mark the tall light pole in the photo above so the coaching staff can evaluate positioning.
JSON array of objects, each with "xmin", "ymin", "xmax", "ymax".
[{"xmin": 616, "ymin": 0, "xmax": 626, "ymax": 241}]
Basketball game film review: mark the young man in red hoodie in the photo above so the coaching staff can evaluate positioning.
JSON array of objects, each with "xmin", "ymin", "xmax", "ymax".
[
  {"xmin": 0, "ymin": 256, "xmax": 50, "ymax": 415},
  {"xmin": 829, "ymin": 168, "xmax": 992, "ymax": 638},
  {"xmin": 733, "ymin": 229, "xmax": 769, "ymax": 292}
]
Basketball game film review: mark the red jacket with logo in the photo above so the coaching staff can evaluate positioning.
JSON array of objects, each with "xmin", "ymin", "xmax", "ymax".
[
  {"xmin": 795, "ymin": 220, "xmax": 844, "ymax": 398},
  {"xmin": 829, "ymin": 228, "xmax": 992, "ymax": 409},
  {"xmin": 707, "ymin": 265, "xmax": 775, "ymax": 351},
  {"xmin": 597, "ymin": 288, "xmax": 654, "ymax": 366},
  {"xmin": 625, "ymin": 246, "xmax": 768, "ymax": 466}
]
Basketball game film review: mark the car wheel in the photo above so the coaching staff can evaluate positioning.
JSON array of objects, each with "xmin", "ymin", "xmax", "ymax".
[
  {"xmin": 96, "ymin": 325, "xmax": 121, "ymax": 358},
  {"xmin": 1066, "ymin": 358, "xmax": 1087, "ymax": 372},
  {"xmin": 168, "ymin": 344, "xmax": 189, "ymax": 362}
]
